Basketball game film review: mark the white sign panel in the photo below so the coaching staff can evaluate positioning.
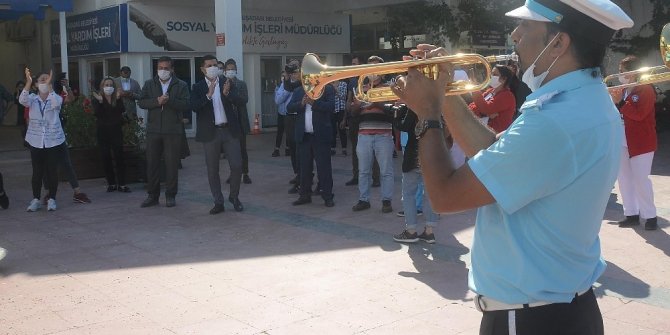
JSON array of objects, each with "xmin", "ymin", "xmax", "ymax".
[
  {"xmin": 241, "ymin": 12, "xmax": 350, "ymax": 53},
  {"xmin": 126, "ymin": 4, "xmax": 350, "ymax": 54}
]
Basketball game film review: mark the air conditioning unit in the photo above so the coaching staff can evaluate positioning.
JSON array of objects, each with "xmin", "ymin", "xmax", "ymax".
[{"xmin": 6, "ymin": 16, "xmax": 36, "ymax": 42}]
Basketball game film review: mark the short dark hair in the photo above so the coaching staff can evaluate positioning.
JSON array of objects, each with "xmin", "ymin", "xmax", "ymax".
[
  {"xmin": 201, "ymin": 54, "xmax": 217, "ymax": 67},
  {"xmin": 351, "ymin": 55, "xmax": 362, "ymax": 63},
  {"xmin": 217, "ymin": 61, "xmax": 225, "ymax": 66},
  {"xmin": 546, "ymin": 23, "xmax": 607, "ymax": 77},
  {"xmin": 120, "ymin": 66, "xmax": 131, "ymax": 72},
  {"xmin": 619, "ymin": 55, "xmax": 641, "ymax": 72},
  {"xmin": 157, "ymin": 56, "xmax": 173, "ymax": 67},
  {"xmin": 224, "ymin": 58, "xmax": 237, "ymax": 68},
  {"xmin": 368, "ymin": 55, "xmax": 384, "ymax": 63}
]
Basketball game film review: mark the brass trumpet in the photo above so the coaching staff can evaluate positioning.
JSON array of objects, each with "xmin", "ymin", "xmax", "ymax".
[
  {"xmin": 301, "ymin": 53, "xmax": 518, "ymax": 102},
  {"xmin": 604, "ymin": 23, "xmax": 670, "ymax": 91}
]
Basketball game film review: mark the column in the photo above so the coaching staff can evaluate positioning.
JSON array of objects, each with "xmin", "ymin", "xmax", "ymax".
[
  {"xmin": 214, "ymin": 0, "xmax": 243, "ymax": 75},
  {"xmin": 59, "ymin": 12, "xmax": 69, "ymax": 79}
]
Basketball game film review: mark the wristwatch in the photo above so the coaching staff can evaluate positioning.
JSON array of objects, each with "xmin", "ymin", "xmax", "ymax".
[{"xmin": 415, "ymin": 119, "xmax": 444, "ymax": 139}]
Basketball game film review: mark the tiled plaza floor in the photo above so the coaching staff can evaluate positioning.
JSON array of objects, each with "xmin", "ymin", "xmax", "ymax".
[{"xmin": 1, "ymin": 126, "xmax": 669, "ymax": 334}]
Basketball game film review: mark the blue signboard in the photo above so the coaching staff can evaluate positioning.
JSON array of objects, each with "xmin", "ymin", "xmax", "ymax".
[{"xmin": 51, "ymin": 5, "xmax": 128, "ymax": 57}]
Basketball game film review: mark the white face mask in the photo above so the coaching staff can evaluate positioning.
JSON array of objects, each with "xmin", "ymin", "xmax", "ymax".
[
  {"xmin": 103, "ymin": 87, "xmax": 115, "ymax": 95},
  {"xmin": 38, "ymin": 83, "xmax": 49, "ymax": 94},
  {"xmin": 225, "ymin": 70, "xmax": 237, "ymax": 79},
  {"xmin": 157, "ymin": 69, "xmax": 171, "ymax": 81},
  {"xmin": 618, "ymin": 75, "xmax": 630, "ymax": 84},
  {"xmin": 205, "ymin": 66, "xmax": 219, "ymax": 79},
  {"xmin": 521, "ymin": 33, "xmax": 562, "ymax": 92},
  {"xmin": 489, "ymin": 75, "xmax": 502, "ymax": 88}
]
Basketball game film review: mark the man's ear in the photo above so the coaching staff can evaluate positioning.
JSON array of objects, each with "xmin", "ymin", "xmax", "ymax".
[{"xmin": 550, "ymin": 32, "xmax": 571, "ymax": 58}]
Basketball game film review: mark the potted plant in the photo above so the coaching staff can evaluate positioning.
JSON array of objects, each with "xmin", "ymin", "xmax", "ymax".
[{"xmin": 61, "ymin": 95, "xmax": 146, "ymax": 182}]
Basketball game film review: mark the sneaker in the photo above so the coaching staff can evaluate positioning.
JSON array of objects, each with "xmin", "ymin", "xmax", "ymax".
[
  {"xmin": 352, "ymin": 200, "xmax": 370, "ymax": 211},
  {"xmin": 345, "ymin": 178, "xmax": 358, "ymax": 186},
  {"xmin": 140, "ymin": 196, "xmax": 159, "ymax": 208},
  {"xmin": 645, "ymin": 217, "xmax": 658, "ymax": 231},
  {"xmin": 73, "ymin": 192, "xmax": 91, "ymax": 204},
  {"xmin": 166, "ymin": 197, "xmax": 176, "ymax": 208},
  {"xmin": 0, "ymin": 191, "xmax": 8, "ymax": 209},
  {"xmin": 396, "ymin": 210, "xmax": 423, "ymax": 217},
  {"xmin": 418, "ymin": 229, "xmax": 436, "ymax": 244},
  {"xmin": 393, "ymin": 230, "xmax": 419, "ymax": 243},
  {"xmin": 272, "ymin": 149, "xmax": 280, "ymax": 157},
  {"xmin": 47, "ymin": 198, "xmax": 57, "ymax": 211},
  {"xmin": 288, "ymin": 185, "xmax": 299, "ymax": 194},
  {"xmin": 26, "ymin": 198, "xmax": 41, "ymax": 212},
  {"xmin": 618, "ymin": 215, "xmax": 640, "ymax": 227},
  {"xmin": 118, "ymin": 185, "xmax": 131, "ymax": 193},
  {"xmin": 0, "ymin": 247, "xmax": 6, "ymax": 261},
  {"xmin": 382, "ymin": 200, "xmax": 393, "ymax": 213}
]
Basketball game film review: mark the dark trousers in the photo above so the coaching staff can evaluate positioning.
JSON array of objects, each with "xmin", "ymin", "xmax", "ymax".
[
  {"xmin": 348, "ymin": 122, "xmax": 379, "ymax": 181},
  {"xmin": 146, "ymin": 133, "xmax": 182, "ymax": 198},
  {"xmin": 331, "ymin": 112, "xmax": 347, "ymax": 149},
  {"xmin": 203, "ymin": 127, "xmax": 242, "ymax": 204},
  {"xmin": 44, "ymin": 142, "xmax": 79, "ymax": 194},
  {"xmin": 31, "ymin": 146, "xmax": 59, "ymax": 199},
  {"xmin": 97, "ymin": 126, "xmax": 125, "ymax": 186},
  {"xmin": 298, "ymin": 133, "xmax": 333, "ymax": 200},
  {"xmin": 239, "ymin": 133, "xmax": 249, "ymax": 174},
  {"xmin": 285, "ymin": 114, "xmax": 298, "ymax": 174},
  {"xmin": 480, "ymin": 289, "xmax": 603, "ymax": 335},
  {"xmin": 274, "ymin": 114, "xmax": 286, "ymax": 149}
]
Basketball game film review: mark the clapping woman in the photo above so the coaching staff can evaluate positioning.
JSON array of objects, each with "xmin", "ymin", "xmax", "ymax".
[
  {"xmin": 468, "ymin": 65, "xmax": 518, "ymax": 133},
  {"xmin": 91, "ymin": 78, "xmax": 130, "ymax": 193}
]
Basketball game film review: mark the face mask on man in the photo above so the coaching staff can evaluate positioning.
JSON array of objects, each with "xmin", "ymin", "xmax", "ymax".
[
  {"xmin": 225, "ymin": 70, "xmax": 237, "ymax": 79},
  {"xmin": 521, "ymin": 33, "xmax": 562, "ymax": 92},
  {"xmin": 205, "ymin": 66, "xmax": 219, "ymax": 79},
  {"xmin": 38, "ymin": 83, "xmax": 49, "ymax": 94},
  {"xmin": 157, "ymin": 69, "xmax": 171, "ymax": 81},
  {"xmin": 103, "ymin": 87, "xmax": 115, "ymax": 95}
]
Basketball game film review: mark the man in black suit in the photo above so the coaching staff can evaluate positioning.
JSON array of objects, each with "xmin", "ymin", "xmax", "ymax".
[
  {"xmin": 287, "ymin": 79, "xmax": 336, "ymax": 207},
  {"xmin": 190, "ymin": 55, "xmax": 244, "ymax": 214}
]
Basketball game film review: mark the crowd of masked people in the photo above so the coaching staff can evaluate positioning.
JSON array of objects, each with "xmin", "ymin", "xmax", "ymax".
[{"xmin": 0, "ymin": 51, "xmax": 660, "ymax": 233}]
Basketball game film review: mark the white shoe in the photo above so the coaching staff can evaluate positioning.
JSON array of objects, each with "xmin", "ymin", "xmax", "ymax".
[
  {"xmin": 47, "ymin": 198, "xmax": 57, "ymax": 211},
  {"xmin": 26, "ymin": 198, "xmax": 41, "ymax": 212},
  {"xmin": 0, "ymin": 247, "xmax": 6, "ymax": 261}
]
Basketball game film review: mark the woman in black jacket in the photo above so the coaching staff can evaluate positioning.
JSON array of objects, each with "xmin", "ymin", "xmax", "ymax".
[{"xmin": 92, "ymin": 78, "xmax": 130, "ymax": 193}]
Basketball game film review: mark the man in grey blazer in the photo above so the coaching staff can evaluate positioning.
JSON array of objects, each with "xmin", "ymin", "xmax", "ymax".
[
  {"xmin": 191, "ymin": 55, "xmax": 244, "ymax": 214},
  {"xmin": 224, "ymin": 58, "xmax": 252, "ymax": 184},
  {"xmin": 138, "ymin": 56, "xmax": 190, "ymax": 208},
  {"xmin": 115, "ymin": 66, "xmax": 142, "ymax": 119}
]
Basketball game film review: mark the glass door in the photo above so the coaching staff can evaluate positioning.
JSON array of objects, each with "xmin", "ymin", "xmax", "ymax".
[{"xmin": 260, "ymin": 57, "xmax": 282, "ymax": 127}]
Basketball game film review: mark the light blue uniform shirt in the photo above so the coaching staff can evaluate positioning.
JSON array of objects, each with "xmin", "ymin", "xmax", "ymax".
[{"xmin": 467, "ymin": 68, "xmax": 622, "ymax": 304}]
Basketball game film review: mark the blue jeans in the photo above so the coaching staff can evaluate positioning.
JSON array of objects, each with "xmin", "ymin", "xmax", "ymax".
[
  {"xmin": 357, "ymin": 133, "xmax": 394, "ymax": 202},
  {"xmin": 402, "ymin": 170, "xmax": 439, "ymax": 230}
]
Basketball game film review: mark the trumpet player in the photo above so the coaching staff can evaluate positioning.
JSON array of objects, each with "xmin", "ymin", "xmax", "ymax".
[
  {"xmin": 610, "ymin": 56, "xmax": 658, "ymax": 230},
  {"xmin": 391, "ymin": 0, "xmax": 633, "ymax": 334}
]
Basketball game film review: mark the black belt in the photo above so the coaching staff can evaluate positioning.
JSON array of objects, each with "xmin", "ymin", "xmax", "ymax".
[{"xmin": 214, "ymin": 123, "xmax": 228, "ymax": 128}]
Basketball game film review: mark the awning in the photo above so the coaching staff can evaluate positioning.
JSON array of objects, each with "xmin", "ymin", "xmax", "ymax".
[{"xmin": 0, "ymin": 0, "xmax": 73, "ymax": 20}]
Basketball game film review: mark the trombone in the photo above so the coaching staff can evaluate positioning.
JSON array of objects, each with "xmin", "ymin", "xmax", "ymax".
[
  {"xmin": 604, "ymin": 23, "xmax": 670, "ymax": 91},
  {"xmin": 301, "ymin": 52, "xmax": 518, "ymax": 103}
]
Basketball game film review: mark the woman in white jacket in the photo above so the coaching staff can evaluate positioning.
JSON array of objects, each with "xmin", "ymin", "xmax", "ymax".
[{"xmin": 19, "ymin": 69, "xmax": 65, "ymax": 212}]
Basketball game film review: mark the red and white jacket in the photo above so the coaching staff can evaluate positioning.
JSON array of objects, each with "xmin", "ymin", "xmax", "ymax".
[{"xmin": 618, "ymin": 84, "xmax": 656, "ymax": 157}]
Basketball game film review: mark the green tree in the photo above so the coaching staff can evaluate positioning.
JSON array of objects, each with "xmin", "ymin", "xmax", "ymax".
[
  {"xmin": 384, "ymin": 0, "xmax": 523, "ymax": 56},
  {"xmin": 610, "ymin": 0, "xmax": 670, "ymax": 56}
]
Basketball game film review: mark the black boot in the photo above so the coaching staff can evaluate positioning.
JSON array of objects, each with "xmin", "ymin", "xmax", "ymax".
[
  {"xmin": 618, "ymin": 215, "xmax": 640, "ymax": 227},
  {"xmin": 645, "ymin": 217, "xmax": 658, "ymax": 230}
]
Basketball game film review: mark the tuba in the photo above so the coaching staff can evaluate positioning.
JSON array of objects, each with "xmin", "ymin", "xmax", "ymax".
[
  {"xmin": 301, "ymin": 53, "xmax": 517, "ymax": 103},
  {"xmin": 604, "ymin": 23, "xmax": 670, "ymax": 91}
]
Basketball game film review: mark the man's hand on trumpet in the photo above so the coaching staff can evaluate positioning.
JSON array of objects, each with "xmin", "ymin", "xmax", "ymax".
[{"xmin": 391, "ymin": 44, "xmax": 454, "ymax": 120}]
